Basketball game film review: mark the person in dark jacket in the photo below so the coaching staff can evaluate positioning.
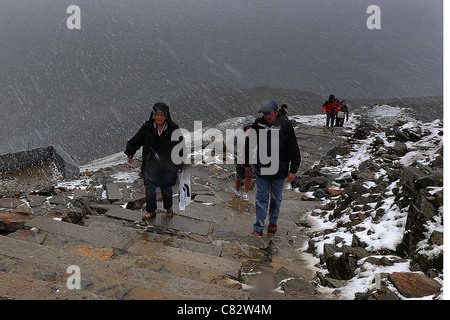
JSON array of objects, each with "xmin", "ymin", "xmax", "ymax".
[
  {"xmin": 322, "ymin": 94, "xmax": 339, "ymax": 127},
  {"xmin": 335, "ymin": 100, "xmax": 349, "ymax": 127},
  {"xmin": 124, "ymin": 102, "xmax": 185, "ymax": 222},
  {"xmin": 245, "ymin": 99, "xmax": 301, "ymax": 236},
  {"xmin": 234, "ymin": 115, "xmax": 256, "ymax": 201},
  {"xmin": 279, "ymin": 103, "xmax": 289, "ymax": 120}
]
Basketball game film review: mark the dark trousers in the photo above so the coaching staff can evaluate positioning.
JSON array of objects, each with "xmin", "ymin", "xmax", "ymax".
[
  {"xmin": 144, "ymin": 177, "xmax": 173, "ymax": 213},
  {"xmin": 335, "ymin": 117, "xmax": 344, "ymax": 127},
  {"xmin": 326, "ymin": 112, "xmax": 336, "ymax": 127}
]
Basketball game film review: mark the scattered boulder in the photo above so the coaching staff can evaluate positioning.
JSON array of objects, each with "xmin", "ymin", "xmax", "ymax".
[
  {"xmin": 294, "ymin": 219, "xmax": 312, "ymax": 228},
  {"xmin": 322, "ymin": 245, "xmax": 370, "ymax": 280},
  {"xmin": 325, "ymin": 145, "xmax": 350, "ymax": 157},
  {"xmin": 353, "ymin": 120, "xmax": 377, "ymax": 140},
  {"xmin": 26, "ymin": 195, "xmax": 47, "ymax": 207},
  {"xmin": 355, "ymin": 288, "xmax": 400, "ymax": 300},
  {"xmin": 276, "ymin": 267, "xmax": 318, "ymax": 295},
  {"xmin": 0, "ymin": 211, "xmax": 33, "ymax": 232},
  {"xmin": 62, "ymin": 208, "xmax": 85, "ymax": 225},
  {"xmin": 0, "ymin": 198, "xmax": 26, "ymax": 209},
  {"xmin": 388, "ymin": 272, "xmax": 441, "ymax": 298},
  {"xmin": 36, "ymin": 185, "xmax": 55, "ymax": 196},
  {"xmin": 0, "ymin": 146, "xmax": 79, "ymax": 179},
  {"xmin": 392, "ymin": 141, "xmax": 407, "ymax": 156},
  {"xmin": 393, "ymin": 124, "xmax": 411, "ymax": 142}
]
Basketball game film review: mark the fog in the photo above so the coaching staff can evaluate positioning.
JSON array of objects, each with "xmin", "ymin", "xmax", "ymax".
[{"xmin": 0, "ymin": 0, "xmax": 443, "ymax": 164}]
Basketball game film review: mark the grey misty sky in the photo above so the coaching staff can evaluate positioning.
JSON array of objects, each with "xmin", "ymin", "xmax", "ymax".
[
  {"xmin": 0, "ymin": 0, "xmax": 443, "ymax": 164},
  {"xmin": 0, "ymin": 0, "xmax": 443, "ymax": 99}
]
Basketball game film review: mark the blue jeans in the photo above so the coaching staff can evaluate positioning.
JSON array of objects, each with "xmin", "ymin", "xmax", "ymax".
[
  {"xmin": 326, "ymin": 112, "xmax": 335, "ymax": 127},
  {"xmin": 254, "ymin": 176, "xmax": 285, "ymax": 232},
  {"xmin": 144, "ymin": 177, "xmax": 173, "ymax": 212}
]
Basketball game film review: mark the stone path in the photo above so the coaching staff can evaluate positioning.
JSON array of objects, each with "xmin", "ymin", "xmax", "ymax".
[{"xmin": 0, "ymin": 124, "xmax": 347, "ymax": 300}]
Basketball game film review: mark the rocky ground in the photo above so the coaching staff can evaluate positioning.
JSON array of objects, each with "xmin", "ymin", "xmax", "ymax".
[
  {"xmin": 0, "ymin": 107, "xmax": 443, "ymax": 301},
  {"xmin": 294, "ymin": 113, "xmax": 443, "ymax": 300}
]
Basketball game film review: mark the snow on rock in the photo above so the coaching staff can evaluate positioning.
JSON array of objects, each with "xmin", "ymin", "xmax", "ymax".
[{"xmin": 298, "ymin": 106, "xmax": 443, "ymax": 300}]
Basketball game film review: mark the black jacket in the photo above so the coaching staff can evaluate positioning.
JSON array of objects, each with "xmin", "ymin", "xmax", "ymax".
[
  {"xmin": 125, "ymin": 119, "xmax": 184, "ymax": 186},
  {"xmin": 339, "ymin": 105, "xmax": 349, "ymax": 120},
  {"xmin": 246, "ymin": 116, "xmax": 301, "ymax": 180}
]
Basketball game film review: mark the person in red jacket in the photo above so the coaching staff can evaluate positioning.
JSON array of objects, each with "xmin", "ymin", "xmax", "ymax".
[{"xmin": 322, "ymin": 94, "xmax": 339, "ymax": 127}]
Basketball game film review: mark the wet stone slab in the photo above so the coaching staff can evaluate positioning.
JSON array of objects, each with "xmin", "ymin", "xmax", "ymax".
[
  {"xmin": 105, "ymin": 207, "xmax": 214, "ymax": 236},
  {"xmin": 175, "ymin": 201, "xmax": 228, "ymax": 223},
  {"xmin": 106, "ymin": 183, "xmax": 122, "ymax": 200},
  {"xmin": 211, "ymin": 226, "xmax": 266, "ymax": 248},
  {"xmin": 25, "ymin": 215, "xmax": 132, "ymax": 249}
]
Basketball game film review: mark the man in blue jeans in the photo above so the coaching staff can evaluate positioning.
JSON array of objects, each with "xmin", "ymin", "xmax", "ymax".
[{"xmin": 245, "ymin": 99, "xmax": 301, "ymax": 236}]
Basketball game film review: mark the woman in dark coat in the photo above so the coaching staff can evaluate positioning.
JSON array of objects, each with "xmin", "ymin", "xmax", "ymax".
[{"xmin": 124, "ymin": 102, "xmax": 184, "ymax": 222}]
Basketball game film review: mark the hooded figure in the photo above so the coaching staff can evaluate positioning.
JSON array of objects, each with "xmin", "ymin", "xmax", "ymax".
[
  {"xmin": 242, "ymin": 115, "xmax": 256, "ymax": 129},
  {"xmin": 150, "ymin": 102, "xmax": 172, "ymax": 122},
  {"xmin": 125, "ymin": 102, "xmax": 185, "ymax": 220}
]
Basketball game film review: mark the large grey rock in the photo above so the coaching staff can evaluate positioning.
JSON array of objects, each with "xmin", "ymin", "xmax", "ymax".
[{"xmin": 0, "ymin": 145, "xmax": 80, "ymax": 179}]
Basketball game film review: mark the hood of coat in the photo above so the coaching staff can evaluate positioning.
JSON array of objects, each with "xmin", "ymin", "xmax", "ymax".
[{"xmin": 149, "ymin": 102, "xmax": 172, "ymax": 122}]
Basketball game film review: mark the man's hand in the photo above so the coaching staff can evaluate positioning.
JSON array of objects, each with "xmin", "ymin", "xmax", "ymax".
[
  {"xmin": 127, "ymin": 156, "xmax": 133, "ymax": 165},
  {"xmin": 286, "ymin": 173, "xmax": 296, "ymax": 182},
  {"xmin": 245, "ymin": 167, "xmax": 252, "ymax": 176}
]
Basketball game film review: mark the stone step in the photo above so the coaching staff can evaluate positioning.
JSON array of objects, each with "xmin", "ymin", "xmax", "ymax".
[
  {"xmin": 126, "ymin": 239, "xmax": 242, "ymax": 281},
  {"xmin": 124, "ymin": 266, "xmax": 249, "ymax": 300},
  {"xmin": 24, "ymin": 215, "xmax": 133, "ymax": 249},
  {"xmin": 175, "ymin": 201, "xmax": 228, "ymax": 224},
  {"xmin": 210, "ymin": 226, "xmax": 266, "ymax": 248},
  {"xmin": 0, "ymin": 272, "xmax": 110, "ymax": 300},
  {"xmin": 22, "ymin": 214, "xmax": 243, "ymax": 283},
  {"xmin": 86, "ymin": 216, "xmax": 223, "ymax": 257},
  {"xmin": 87, "ymin": 213, "xmax": 270, "ymax": 283},
  {"xmin": 0, "ymin": 235, "xmax": 249, "ymax": 300},
  {"xmin": 105, "ymin": 206, "xmax": 215, "ymax": 236}
]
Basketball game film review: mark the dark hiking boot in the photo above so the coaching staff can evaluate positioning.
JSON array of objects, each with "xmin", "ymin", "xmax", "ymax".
[
  {"xmin": 268, "ymin": 224, "xmax": 277, "ymax": 233},
  {"xmin": 142, "ymin": 211, "xmax": 156, "ymax": 224}
]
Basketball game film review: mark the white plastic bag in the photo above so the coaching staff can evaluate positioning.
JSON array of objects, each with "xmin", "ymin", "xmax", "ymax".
[{"xmin": 178, "ymin": 168, "xmax": 191, "ymax": 211}]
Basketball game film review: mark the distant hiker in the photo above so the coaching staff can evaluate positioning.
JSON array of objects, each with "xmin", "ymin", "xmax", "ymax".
[
  {"xmin": 280, "ymin": 104, "xmax": 289, "ymax": 120},
  {"xmin": 246, "ymin": 99, "xmax": 301, "ymax": 236},
  {"xmin": 125, "ymin": 102, "xmax": 185, "ymax": 222},
  {"xmin": 322, "ymin": 94, "xmax": 339, "ymax": 127},
  {"xmin": 234, "ymin": 115, "xmax": 256, "ymax": 201},
  {"xmin": 335, "ymin": 100, "xmax": 349, "ymax": 127}
]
